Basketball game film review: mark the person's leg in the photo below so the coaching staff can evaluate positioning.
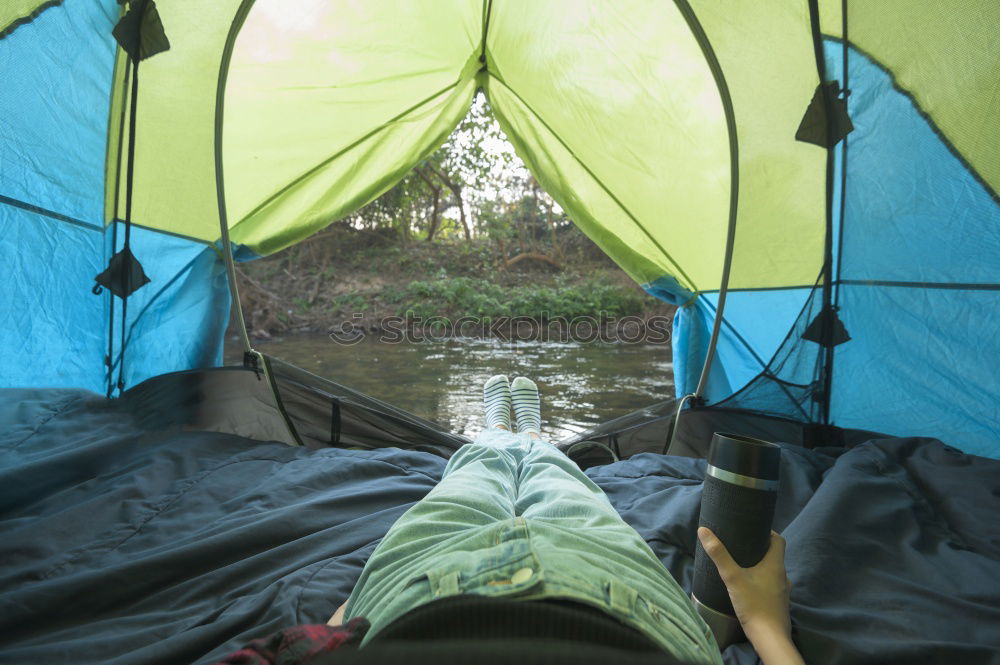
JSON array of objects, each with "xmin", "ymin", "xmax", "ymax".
[
  {"xmin": 508, "ymin": 376, "xmax": 615, "ymax": 521},
  {"xmin": 513, "ymin": 431, "xmax": 621, "ymax": 524},
  {"xmin": 510, "ymin": 376, "xmax": 541, "ymax": 435},
  {"xmin": 508, "ymin": 378, "xmax": 719, "ymax": 661},
  {"xmin": 356, "ymin": 375, "xmax": 518, "ymax": 548},
  {"xmin": 342, "ymin": 377, "xmax": 523, "ymax": 629}
]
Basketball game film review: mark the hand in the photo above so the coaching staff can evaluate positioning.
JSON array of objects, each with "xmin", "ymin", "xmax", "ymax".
[{"xmin": 697, "ymin": 527, "xmax": 792, "ymax": 642}]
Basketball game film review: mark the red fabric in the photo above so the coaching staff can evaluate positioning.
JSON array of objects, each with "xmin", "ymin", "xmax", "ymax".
[{"xmin": 209, "ymin": 617, "xmax": 370, "ymax": 665}]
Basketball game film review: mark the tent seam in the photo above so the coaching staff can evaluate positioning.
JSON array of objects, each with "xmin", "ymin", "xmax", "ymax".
[
  {"xmin": 0, "ymin": 194, "xmax": 102, "ymax": 232},
  {"xmin": 0, "ymin": 0, "xmax": 63, "ymax": 40},
  {"xmin": 226, "ymin": 78, "xmax": 471, "ymax": 239},
  {"xmin": 7, "ymin": 394, "xmax": 81, "ymax": 450},
  {"xmin": 484, "ymin": 75, "xmax": 700, "ymax": 294},
  {"xmin": 821, "ymin": 35, "xmax": 998, "ymax": 204}
]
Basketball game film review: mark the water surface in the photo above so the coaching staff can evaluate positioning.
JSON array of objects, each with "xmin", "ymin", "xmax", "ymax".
[{"xmin": 227, "ymin": 335, "xmax": 673, "ymax": 442}]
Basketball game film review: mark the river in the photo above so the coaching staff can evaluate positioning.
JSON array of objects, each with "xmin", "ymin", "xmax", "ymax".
[{"xmin": 227, "ymin": 334, "xmax": 674, "ymax": 442}]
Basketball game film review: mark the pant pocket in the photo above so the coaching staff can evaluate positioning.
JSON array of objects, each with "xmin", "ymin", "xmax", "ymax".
[{"xmin": 636, "ymin": 592, "xmax": 714, "ymax": 653}]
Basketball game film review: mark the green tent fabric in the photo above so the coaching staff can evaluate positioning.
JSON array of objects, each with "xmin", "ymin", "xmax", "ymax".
[
  {"xmin": 103, "ymin": 0, "xmax": 996, "ymax": 292},
  {"xmin": 115, "ymin": 0, "xmax": 829, "ymax": 295},
  {"xmin": 819, "ymin": 0, "xmax": 998, "ymax": 190},
  {"xmin": 0, "ymin": 0, "xmax": 59, "ymax": 37}
]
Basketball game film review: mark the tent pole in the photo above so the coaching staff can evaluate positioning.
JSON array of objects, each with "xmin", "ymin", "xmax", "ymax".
[
  {"xmin": 211, "ymin": 0, "xmax": 303, "ymax": 446},
  {"xmin": 672, "ymin": 0, "xmax": 740, "ymax": 401},
  {"xmin": 104, "ymin": 54, "xmax": 129, "ymax": 397},
  {"xmin": 213, "ymin": 0, "xmax": 257, "ymax": 359},
  {"xmin": 806, "ymin": 0, "xmax": 837, "ymax": 425},
  {"xmin": 663, "ymin": 1, "xmax": 740, "ymax": 455}
]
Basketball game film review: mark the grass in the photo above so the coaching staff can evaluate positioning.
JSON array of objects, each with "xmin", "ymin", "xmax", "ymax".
[{"xmin": 390, "ymin": 274, "xmax": 646, "ymax": 320}]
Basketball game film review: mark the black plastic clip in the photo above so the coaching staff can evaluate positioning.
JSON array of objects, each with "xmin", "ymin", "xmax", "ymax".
[{"xmin": 244, "ymin": 351, "xmax": 263, "ymax": 380}]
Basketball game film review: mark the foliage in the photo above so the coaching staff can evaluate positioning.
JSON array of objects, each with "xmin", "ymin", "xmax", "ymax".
[
  {"xmin": 338, "ymin": 92, "xmax": 586, "ymax": 266},
  {"xmin": 393, "ymin": 275, "xmax": 645, "ymax": 320}
]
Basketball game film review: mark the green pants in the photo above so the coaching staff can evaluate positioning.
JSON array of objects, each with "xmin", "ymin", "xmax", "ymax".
[{"xmin": 344, "ymin": 428, "xmax": 722, "ymax": 663}]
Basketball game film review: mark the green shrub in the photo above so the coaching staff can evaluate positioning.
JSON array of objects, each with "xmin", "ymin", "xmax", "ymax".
[
  {"xmin": 330, "ymin": 293, "xmax": 368, "ymax": 313},
  {"xmin": 394, "ymin": 276, "xmax": 644, "ymax": 319}
]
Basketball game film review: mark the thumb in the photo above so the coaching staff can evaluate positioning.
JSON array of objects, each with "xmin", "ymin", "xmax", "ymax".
[{"xmin": 698, "ymin": 526, "xmax": 738, "ymax": 581}]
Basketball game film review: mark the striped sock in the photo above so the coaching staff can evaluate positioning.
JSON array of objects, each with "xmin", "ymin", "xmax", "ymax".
[
  {"xmin": 511, "ymin": 376, "xmax": 541, "ymax": 434},
  {"xmin": 483, "ymin": 375, "xmax": 511, "ymax": 430}
]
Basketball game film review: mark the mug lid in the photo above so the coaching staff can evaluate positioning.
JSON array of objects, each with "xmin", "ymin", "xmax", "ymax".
[{"xmin": 708, "ymin": 432, "xmax": 781, "ymax": 480}]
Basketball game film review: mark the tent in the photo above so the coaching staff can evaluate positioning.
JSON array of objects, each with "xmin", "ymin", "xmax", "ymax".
[
  {"xmin": 1, "ymin": 2, "xmax": 998, "ymax": 664},
  {"xmin": 2, "ymin": 0, "xmax": 996, "ymax": 457}
]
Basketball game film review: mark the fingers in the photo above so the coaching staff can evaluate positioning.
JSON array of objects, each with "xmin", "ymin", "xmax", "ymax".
[{"xmin": 698, "ymin": 526, "xmax": 738, "ymax": 581}]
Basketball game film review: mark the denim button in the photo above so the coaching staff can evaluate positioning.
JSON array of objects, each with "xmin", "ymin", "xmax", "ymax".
[{"xmin": 511, "ymin": 567, "xmax": 534, "ymax": 584}]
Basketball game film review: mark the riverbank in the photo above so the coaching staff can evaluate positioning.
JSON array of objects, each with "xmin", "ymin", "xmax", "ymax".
[{"xmin": 231, "ymin": 225, "xmax": 676, "ymax": 344}]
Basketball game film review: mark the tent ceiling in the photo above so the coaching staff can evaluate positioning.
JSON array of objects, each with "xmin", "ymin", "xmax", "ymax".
[{"xmin": 111, "ymin": 0, "xmax": 830, "ymax": 297}]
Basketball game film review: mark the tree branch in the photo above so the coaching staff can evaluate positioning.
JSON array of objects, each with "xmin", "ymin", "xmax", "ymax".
[{"xmin": 505, "ymin": 252, "xmax": 562, "ymax": 270}]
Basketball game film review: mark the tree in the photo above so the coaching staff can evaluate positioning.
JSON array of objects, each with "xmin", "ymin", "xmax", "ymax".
[
  {"xmin": 412, "ymin": 165, "xmax": 443, "ymax": 241},
  {"xmin": 344, "ymin": 90, "xmax": 582, "ymax": 262}
]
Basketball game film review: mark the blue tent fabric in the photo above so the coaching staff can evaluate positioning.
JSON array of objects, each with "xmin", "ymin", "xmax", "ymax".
[
  {"xmin": 671, "ymin": 288, "xmax": 814, "ymax": 405},
  {"xmin": 106, "ymin": 224, "xmax": 231, "ymax": 391},
  {"xmin": 0, "ymin": 0, "xmax": 117, "ymax": 223},
  {"xmin": 0, "ymin": 213, "xmax": 230, "ymax": 393},
  {"xmin": 1, "ymin": 0, "xmax": 229, "ymax": 395},
  {"xmin": 0, "ymin": 0, "xmax": 117, "ymax": 390},
  {"xmin": 673, "ymin": 40, "xmax": 999, "ymax": 458},
  {"xmin": 1, "ymin": 207, "xmax": 109, "ymax": 388},
  {"xmin": 1, "ymin": 388, "xmax": 998, "ymax": 665},
  {"xmin": 823, "ymin": 41, "xmax": 1000, "ymax": 457}
]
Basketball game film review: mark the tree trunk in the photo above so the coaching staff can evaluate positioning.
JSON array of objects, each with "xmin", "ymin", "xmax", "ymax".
[
  {"xmin": 425, "ymin": 161, "xmax": 471, "ymax": 242},
  {"xmin": 415, "ymin": 165, "xmax": 443, "ymax": 242},
  {"xmin": 495, "ymin": 232, "xmax": 508, "ymax": 265},
  {"xmin": 426, "ymin": 188, "xmax": 441, "ymax": 241},
  {"xmin": 454, "ymin": 190, "xmax": 471, "ymax": 242},
  {"xmin": 544, "ymin": 196, "xmax": 562, "ymax": 260}
]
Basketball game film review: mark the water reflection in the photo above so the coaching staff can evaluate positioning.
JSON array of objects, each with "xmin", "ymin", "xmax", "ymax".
[{"xmin": 228, "ymin": 335, "xmax": 674, "ymax": 442}]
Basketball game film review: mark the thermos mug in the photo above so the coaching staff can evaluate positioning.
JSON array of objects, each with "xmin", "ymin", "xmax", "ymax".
[{"xmin": 691, "ymin": 432, "xmax": 782, "ymax": 650}]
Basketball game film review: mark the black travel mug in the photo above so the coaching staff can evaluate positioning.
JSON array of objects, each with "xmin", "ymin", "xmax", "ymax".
[{"xmin": 691, "ymin": 432, "xmax": 781, "ymax": 650}]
